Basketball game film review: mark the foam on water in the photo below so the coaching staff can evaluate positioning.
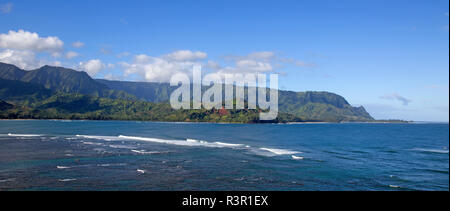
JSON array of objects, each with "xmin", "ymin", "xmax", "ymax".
[
  {"xmin": 0, "ymin": 178, "xmax": 15, "ymax": 183},
  {"xmin": 59, "ymin": 179, "xmax": 77, "ymax": 182},
  {"xmin": 187, "ymin": 139, "xmax": 208, "ymax": 144},
  {"xmin": 120, "ymin": 135, "xmax": 204, "ymax": 147},
  {"xmin": 117, "ymin": 135, "xmax": 305, "ymax": 159},
  {"xmin": 292, "ymin": 155, "xmax": 304, "ymax": 160},
  {"xmin": 22, "ymin": 134, "xmax": 304, "ymax": 159},
  {"xmin": 411, "ymin": 148, "xmax": 449, "ymax": 154},
  {"xmin": 76, "ymin": 135, "xmax": 122, "ymax": 141},
  {"xmin": 7, "ymin": 133, "xmax": 42, "ymax": 137},
  {"xmin": 1, "ymin": 120, "xmax": 448, "ymax": 191},
  {"xmin": 119, "ymin": 135, "xmax": 245, "ymax": 149},
  {"xmin": 82, "ymin": 141, "xmax": 103, "ymax": 146},
  {"xmin": 76, "ymin": 135, "xmax": 306, "ymax": 159},
  {"xmin": 214, "ymin": 142, "xmax": 244, "ymax": 147},
  {"xmin": 260, "ymin": 148, "xmax": 301, "ymax": 155},
  {"xmin": 97, "ymin": 163, "xmax": 128, "ymax": 167},
  {"xmin": 109, "ymin": 144, "xmax": 136, "ymax": 149},
  {"xmin": 131, "ymin": 149, "xmax": 167, "ymax": 155}
]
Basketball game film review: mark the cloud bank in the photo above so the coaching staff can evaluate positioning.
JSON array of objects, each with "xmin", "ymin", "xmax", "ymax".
[
  {"xmin": 0, "ymin": 30, "xmax": 63, "ymax": 53},
  {"xmin": 0, "ymin": 30, "xmax": 66, "ymax": 69},
  {"xmin": 0, "ymin": 30, "xmax": 316, "ymax": 81},
  {"xmin": 78, "ymin": 59, "xmax": 106, "ymax": 76}
]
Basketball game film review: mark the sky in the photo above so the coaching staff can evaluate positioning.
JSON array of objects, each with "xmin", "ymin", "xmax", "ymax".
[{"xmin": 0, "ymin": 0, "xmax": 448, "ymax": 121}]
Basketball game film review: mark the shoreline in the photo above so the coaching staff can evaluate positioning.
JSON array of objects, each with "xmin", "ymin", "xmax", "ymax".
[{"xmin": 0, "ymin": 118, "xmax": 432, "ymax": 124}]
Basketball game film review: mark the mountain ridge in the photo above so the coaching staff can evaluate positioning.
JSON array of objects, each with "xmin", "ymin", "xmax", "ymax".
[
  {"xmin": 1, "ymin": 62, "xmax": 374, "ymax": 122},
  {"xmin": 96, "ymin": 79, "xmax": 374, "ymax": 122},
  {"xmin": 0, "ymin": 62, "xmax": 134, "ymax": 99}
]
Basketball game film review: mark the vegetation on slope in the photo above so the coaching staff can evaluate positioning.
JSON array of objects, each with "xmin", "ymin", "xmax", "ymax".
[
  {"xmin": 1, "ymin": 62, "xmax": 375, "ymax": 123},
  {"xmin": 97, "ymin": 80, "xmax": 374, "ymax": 122},
  {"xmin": 0, "ymin": 93, "xmax": 301, "ymax": 123}
]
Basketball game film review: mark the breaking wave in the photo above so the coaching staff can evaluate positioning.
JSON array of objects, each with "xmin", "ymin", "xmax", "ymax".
[
  {"xmin": 260, "ymin": 148, "xmax": 301, "ymax": 155},
  {"xmin": 7, "ymin": 133, "xmax": 43, "ymax": 137},
  {"xmin": 292, "ymin": 155, "xmax": 304, "ymax": 160},
  {"xmin": 59, "ymin": 179, "xmax": 77, "ymax": 182},
  {"xmin": 411, "ymin": 148, "xmax": 449, "ymax": 154},
  {"xmin": 76, "ymin": 135, "xmax": 122, "ymax": 141},
  {"xmin": 66, "ymin": 134, "xmax": 305, "ymax": 159}
]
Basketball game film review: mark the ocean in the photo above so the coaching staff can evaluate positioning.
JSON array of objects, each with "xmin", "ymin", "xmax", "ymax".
[{"xmin": 0, "ymin": 120, "xmax": 448, "ymax": 191}]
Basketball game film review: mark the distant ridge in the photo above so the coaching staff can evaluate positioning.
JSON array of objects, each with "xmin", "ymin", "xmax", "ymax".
[
  {"xmin": 0, "ymin": 62, "xmax": 134, "ymax": 99},
  {"xmin": 97, "ymin": 79, "xmax": 374, "ymax": 122},
  {"xmin": 0, "ymin": 62, "xmax": 27, "ymax": 80},
  {"xmin": 1, "ymin": 62, "xmax": 374, "ymax": 122}
]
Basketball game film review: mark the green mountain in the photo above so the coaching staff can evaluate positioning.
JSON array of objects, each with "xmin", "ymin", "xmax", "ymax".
[
  {"xmin": 1, "ymin": 62, "xmax": 374, "ymax": 122},
  {"xmin": 0, "ymin": 78, "xmax": 53, "ymax": 104},
  {"xmin": 278, "ymin": 91, "xmax": 373, "ymax": 122},
  {"xmin": 0, "ymin": 100, "xmax": 14, "ymax": 110},
  {"xmin": 0, "ymin": 62, "xmax": 27, "ymax": 80},
  {"xmin": 0, "ymin": 62, "xmax": 134, "ymax": 100},
  {"xmin": 97, "ymin": 80, "xmax": 374, "ymax": 122},
  {"xmin": 96, "ymin": 79, "xmax": 174, "ymax": 103},
  {"xmin": 1, "ymin": 92, "xmax": 301, "ymax": 123}
]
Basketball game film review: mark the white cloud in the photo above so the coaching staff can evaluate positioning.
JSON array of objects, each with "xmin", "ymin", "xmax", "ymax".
[
  {"xmin": 214, "ymin": 51, "xmax": 317, "ymax": 76},
  {"xmin": 380, "ymin": 93, "xmax": 412, "ymax": 106},
  {"xmin": 78, "ymin": 59, "xmax": 105, "ymax": 76},
  {"xmin": 121, "ymin": 53, "xmax": 200, "ymax": 82},
  {"xmin": 0, "ymin": 49, "xmax": 39, "ymax": 69},
  {"xmin": 0, "ymin": 3, "xmax": 13, "ymax": 14},
  {"xmin": 117, "ymin": 51, "xmax": 317, "ymax": 82},
  {"xmin": 163, "ymin": 50, "xmax": 207, "ymax": 61},
  {"xmin": 71, "ymin": 41, "xmax": 84, "ymax": 48},
  {"xmin": 215, "ymin": 52, "xmax": 277, "ymax": 74},
  {"xmin": 0, "ymin": 49, "xmax": 61, "ymax": 70},
  {"xmin": 204, "ymin": 60, "xmax": 221, "ymax": 70},
  {"xmin": 65, "ymin": 51, "xmax": 79, "ymax": 59},
  {"xmin": 0, "ymin": 30, "xmax": 64, "ymax": 53},
  {"xmin": 0, "ymin": 30, "xmax": 67, "ymax": 68},
  {"xmin": 51, "ymin": 52, "xmax": 63, "ymax": 58},
  {"xmin": 236, "ymin": 59, "xmax": 273, "ymax": 72}
]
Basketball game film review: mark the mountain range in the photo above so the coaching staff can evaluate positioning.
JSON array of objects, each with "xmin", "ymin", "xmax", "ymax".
[{"xmin": 0, "ymin": 62, "xmax": 374, "ymax": 123}]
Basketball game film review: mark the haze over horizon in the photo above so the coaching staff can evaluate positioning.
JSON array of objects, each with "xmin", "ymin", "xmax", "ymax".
[{"xmin": 0, "ymin": 0, "xmax": 448, "ymax": 121}]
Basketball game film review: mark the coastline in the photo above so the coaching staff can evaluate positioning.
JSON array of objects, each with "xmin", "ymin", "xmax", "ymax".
[{"xmin": 0, "ymin": 118, "xmax": 424, "ymax": 124}]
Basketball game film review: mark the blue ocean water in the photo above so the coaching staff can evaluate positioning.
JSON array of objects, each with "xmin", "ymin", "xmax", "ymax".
[{"xmin": 0, "ymin": 120, "xmax": 448, "ymax": 191}]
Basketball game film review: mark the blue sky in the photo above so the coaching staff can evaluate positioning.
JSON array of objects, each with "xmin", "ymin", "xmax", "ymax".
[{"xmin": 0, "ymin": 0, "xmax": 448, "ymax": 121}]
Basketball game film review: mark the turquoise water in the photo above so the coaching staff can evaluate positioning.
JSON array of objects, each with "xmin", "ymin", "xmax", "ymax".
[{"xmin": 0, "ymin": 120, "xmax": 448, "ymax": 191}]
